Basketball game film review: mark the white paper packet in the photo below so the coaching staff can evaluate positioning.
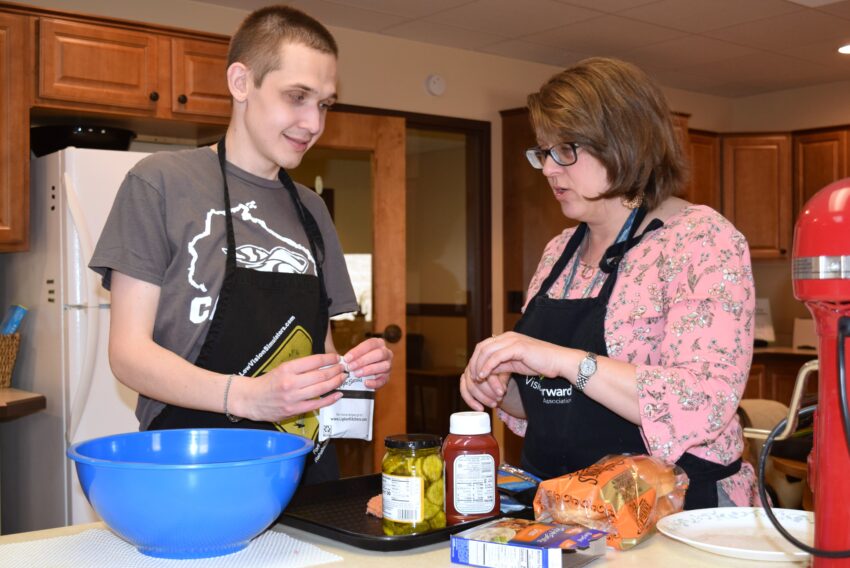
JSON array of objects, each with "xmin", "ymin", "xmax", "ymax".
[{"xmin": 318, "ymin": 356, "xmax": 375, "ymax": 441}]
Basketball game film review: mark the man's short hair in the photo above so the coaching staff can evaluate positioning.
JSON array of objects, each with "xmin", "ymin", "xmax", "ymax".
[{"xmin": 228, "ymin": 5, "xmax": 338, "ymax": 86}]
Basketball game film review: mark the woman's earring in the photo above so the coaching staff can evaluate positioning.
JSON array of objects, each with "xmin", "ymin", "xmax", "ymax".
[{"xmin": 621, "ymin": 193, "xmax": 643, "ymax": 210}]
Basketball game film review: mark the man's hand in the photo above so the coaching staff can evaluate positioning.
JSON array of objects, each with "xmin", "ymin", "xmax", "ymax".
[
  {"xmin": 344, "ymin": 337, "xmax": 393, "ymax": 389},
  {"xmin": 231, "ymin": 353, "xmax": 346, "ymax": 422}
]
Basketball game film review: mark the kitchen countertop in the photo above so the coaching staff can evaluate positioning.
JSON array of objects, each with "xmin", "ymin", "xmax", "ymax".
[
  {"xmin": 0, "ymin": 387, "xmax": 46, "ymax": 421},
  {"xmin": 753, "ymin": 347, "xmax": 818, "ymax": 357},
  {"xmin": 0, "ymin": 520, "xmax": 806, "ymax": 567}
]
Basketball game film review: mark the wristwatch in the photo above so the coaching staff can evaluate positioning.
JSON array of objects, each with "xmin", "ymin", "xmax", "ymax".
[{"xmin": 575, "ymin": 352, "xmax": 598, "ymax": 391}]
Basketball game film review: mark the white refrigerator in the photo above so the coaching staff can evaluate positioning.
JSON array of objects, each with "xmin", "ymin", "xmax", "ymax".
[{"xmin": 0, "ymin": 148, "xmax": 150, "ymax": 534}]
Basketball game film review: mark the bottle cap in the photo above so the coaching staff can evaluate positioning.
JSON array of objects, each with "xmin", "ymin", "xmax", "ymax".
[
  {"xmin": 384, "ymin": 433, "xmax": 442, "ymax": 450},
  {"xmin": 449, "ymin": 411, "xmax": 491, "ymax": 435}
]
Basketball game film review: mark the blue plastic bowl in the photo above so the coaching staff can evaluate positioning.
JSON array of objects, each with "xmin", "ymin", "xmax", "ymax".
[{"xmin": 67, "ymin": 429, "xmax": 313, "ymax": 559}]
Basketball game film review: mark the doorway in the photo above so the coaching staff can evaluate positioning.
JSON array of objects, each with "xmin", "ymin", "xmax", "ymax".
[
  {"xmin": 290, "ymin": 110, "xmax": 406, "ymax": 475},
  {"xmin": 292, "ymin": 107, "xmax": 491, "ymax": 475}
]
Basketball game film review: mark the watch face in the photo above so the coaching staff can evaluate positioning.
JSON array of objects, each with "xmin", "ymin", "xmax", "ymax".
[{"xmin": 579, "ymin": 356, "xmax": 596, "ymax": 376}]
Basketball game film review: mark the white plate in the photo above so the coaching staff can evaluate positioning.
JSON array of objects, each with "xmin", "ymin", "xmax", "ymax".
[{"xmin": 657, "ymin": 507, "xmax": 813, "ymax": 562}]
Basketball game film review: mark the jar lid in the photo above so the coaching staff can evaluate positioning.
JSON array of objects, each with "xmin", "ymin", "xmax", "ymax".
[
  {"xmin": 385, "ymin": 433, "xmax": 442, "ymax": 450},
  {"xmin": 450, "ymin": 411, "xmax": 491, "ymax": 435}
]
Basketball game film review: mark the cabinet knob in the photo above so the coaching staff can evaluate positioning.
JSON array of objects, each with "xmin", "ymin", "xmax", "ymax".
[
  {"xmin": 177, "ymin": 94, "xmax": 188, "ymax": 105},
  {"xmin": 367, "ymin": 324, "xmax": 403, "ymax": 344},
  {"xmin": 149, "ymin": 91, "xmax": 159, "ymax": 102}
]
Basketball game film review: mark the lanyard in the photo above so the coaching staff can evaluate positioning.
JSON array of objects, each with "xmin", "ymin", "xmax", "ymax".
[{"xmin": 560, "ymin": 208, "xmax": 639, "ymax": 299}]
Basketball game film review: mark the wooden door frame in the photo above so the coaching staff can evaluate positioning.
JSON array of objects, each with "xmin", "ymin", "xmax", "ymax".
[
  {"xmin": 334, "ymin": 104, "xmax": 492, "ymax": 374},
  {"xmin": 318, "ymin": 110, "xmax": 406, "ymax": 472}
]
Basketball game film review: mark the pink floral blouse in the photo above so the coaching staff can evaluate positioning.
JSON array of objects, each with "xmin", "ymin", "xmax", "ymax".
[{"xmin": 500, "ymin": 205, "xmax": 760, "ymax": 506}]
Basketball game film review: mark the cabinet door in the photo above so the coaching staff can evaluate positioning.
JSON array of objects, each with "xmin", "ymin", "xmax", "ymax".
[
  {"xmin": 722, "ymin": 135, "xmax": 792, "ymax": 259},
  {"xmin": 38, "ymin": 18, "xmax": 158, "ymax": 111},
  {"xmin": 0, "ymin": 13, "xmax": 28, "ymax": 250},
  {"xmin": 501, "ymin": 109, "xmax": 577, "ymax": 331},
  {"xmin": 170, "ymin": 38, "xmax": 230, "ymax": 119},
  {"xmin": 744, "ymin": 363, "xmax": 766, "ymax": 399},
  {"xmin": 793, "ymin": 129, "xmax": 848, "ymax": 214},
  {"xmin": 685, "ymin": 131, "xmax": 721, "ymax": 211}
]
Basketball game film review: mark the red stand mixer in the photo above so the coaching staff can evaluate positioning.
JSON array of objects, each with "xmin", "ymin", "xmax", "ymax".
[{"xmin": 780, "ymin": 177, "xmax": 850, "ymax": 565}]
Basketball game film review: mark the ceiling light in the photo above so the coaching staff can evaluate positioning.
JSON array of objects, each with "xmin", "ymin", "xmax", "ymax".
[{"xmin": 839, "ymin": 44, "xmax": 850, "ymax": 55}]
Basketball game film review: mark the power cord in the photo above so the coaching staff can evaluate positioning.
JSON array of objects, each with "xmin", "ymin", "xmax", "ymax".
[{"xmin": 757, "ymin": 404, "xmax": 850, "ymax": 557}]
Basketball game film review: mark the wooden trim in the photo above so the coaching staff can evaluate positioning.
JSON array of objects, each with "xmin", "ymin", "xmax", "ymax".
[
  {"xmin": 318, "ymin": 111, "xmax": 407, "ymax": 472},
  {"xmin": 406, "ymin": 303, "xmax": 468, "ymax": 317},
  {"xmin": 688, "ymin": 128, "xmax": 720, "ymax": 137},
  {"xmin": 0, "ymin": 1, "xmax": 230, "ymax": 41},
  {"xmin": 793, "ymin": 124, "xmax": 850, "ymax": 136},
  {"xmin": 332, "ymin": 103, "xmax": 493, "ymax": 354},
  {"xmin": 334, "ymin": 103, "xmax": 488, "ymax": 132},
  {"xmin": 499, "ymin": 107, "xmax": 531, "ymax": 117},
  {"xmin": 461, "ymin": 118, "xmax": 492, "ymax": 346}
]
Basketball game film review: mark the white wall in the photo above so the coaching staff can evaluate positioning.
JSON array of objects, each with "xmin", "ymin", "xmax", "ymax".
[{"xmin": 20, "ymin": 0, "xmax": 850, "ymax": 337}]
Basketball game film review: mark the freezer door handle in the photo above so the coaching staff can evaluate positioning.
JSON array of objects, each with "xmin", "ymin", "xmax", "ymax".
[{"xmin": 63, "ymin": 172, "xmax": 101, "ymax": 445}]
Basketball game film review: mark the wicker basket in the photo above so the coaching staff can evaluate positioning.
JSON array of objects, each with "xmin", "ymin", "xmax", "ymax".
[{"xmin": 0, "ymin": 333, "xmax": 21, "ymax": 388}]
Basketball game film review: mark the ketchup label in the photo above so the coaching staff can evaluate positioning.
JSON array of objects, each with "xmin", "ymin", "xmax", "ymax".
[{"xmin": 452, "ymin": 454, "xmax": 496, "ymax": 514}]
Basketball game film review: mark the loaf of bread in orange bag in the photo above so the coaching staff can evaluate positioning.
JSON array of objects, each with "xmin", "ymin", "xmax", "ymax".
[{"xmin": 532, "ymin": 454, "xmax": 688, "ymax": 550}]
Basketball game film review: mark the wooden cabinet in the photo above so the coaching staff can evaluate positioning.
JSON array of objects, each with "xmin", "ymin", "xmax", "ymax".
[
  {"xmin": 38, "ymin": 18, "xmax": 159, "ymax": 111},
  {"xmin": 500, "ymin": 108, "xmax": 577, "ymax": 332},
  {"xmin": 0, "ymin": 13, "xmax": 28, "ymax": 251},
  {"xmin": 744, "ymin": 363, "xmax": 767, "ymax": 400},
  {"xmin": 0, "ymin": 5, "xmax": 233, "ymax": 250},
  {"xmin": 36, "ymin": 18, "xmax": 230, "ymax": 120},
  {"xmin": 684, "ymin": 131, "xmax": 721, "ymax": 211},
  {"xmin": 793, "ymin": 128, "xmax": 849, "ymax": 214},
  {"xmin": 722, "ymin": 134, "xmax": 792, "ymax": 259},
  {"xmin": 169, "ymin": 38, "xmax": 231, "ymax": 118}
]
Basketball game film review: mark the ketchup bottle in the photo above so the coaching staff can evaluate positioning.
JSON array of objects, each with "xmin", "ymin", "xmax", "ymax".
[{"xmin": 443, "ymin": 411, "xmax": 500, "ymax": 525}]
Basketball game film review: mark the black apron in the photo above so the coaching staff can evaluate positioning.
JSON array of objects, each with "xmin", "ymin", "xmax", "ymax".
[
  {"xmin": 149, "ymin": 138, "xmax": 339, "ymax": 485},
  {"xmin": 513, "ymin": 208, "xmax": 741, "ymax": 510}
]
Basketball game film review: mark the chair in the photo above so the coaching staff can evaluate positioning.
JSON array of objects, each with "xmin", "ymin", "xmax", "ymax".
[{"xmin": 738, "ymin": 399, "xmax": 805, "ymax": 509}]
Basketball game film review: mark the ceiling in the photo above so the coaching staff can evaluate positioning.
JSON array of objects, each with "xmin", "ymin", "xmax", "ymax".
[{"xmin": 198, "ymin": 0, "xmax": 850, "ymax": 98}]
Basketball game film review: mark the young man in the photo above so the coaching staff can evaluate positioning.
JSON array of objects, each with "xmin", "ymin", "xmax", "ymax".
[{"xmin": 89, "ymin": 6, "xmax": 392, "ymax": 483}]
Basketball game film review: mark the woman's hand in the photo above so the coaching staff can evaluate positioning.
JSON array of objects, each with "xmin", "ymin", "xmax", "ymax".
[
  {"xmin": 344, "ymin": 337, "xmax": 393, "ymax": 389},
  {"xmin": 468, "ymin": 332, "xmax": 568, "ymax": 383},
  {"xmin": 459, "ymin": 365, "xmax": 511, "ymax": 411}
]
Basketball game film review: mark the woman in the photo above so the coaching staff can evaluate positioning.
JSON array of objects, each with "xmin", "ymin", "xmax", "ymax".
[{"xmin": 461, "ymin": 57, "xmax": 757, "ymax": 509}]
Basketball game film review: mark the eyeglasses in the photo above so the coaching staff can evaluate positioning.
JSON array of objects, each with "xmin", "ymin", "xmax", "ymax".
[{"xmin": 525, "ymin": 142, "xmax": 580, "ymax": 169}]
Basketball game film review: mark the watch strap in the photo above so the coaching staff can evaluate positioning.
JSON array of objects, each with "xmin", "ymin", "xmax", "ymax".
[{"xmin": 576, "ymin": 352, "xmax": 597, "ymax": 391}]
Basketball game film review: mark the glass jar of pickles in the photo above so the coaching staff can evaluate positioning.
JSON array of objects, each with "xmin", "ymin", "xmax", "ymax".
[{"xmin": 381, "ymin": 434, "xmax": 445, "ymax": 536}]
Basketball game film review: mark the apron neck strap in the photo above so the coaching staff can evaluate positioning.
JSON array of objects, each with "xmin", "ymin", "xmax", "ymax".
[
  {"xmin": 215, "ymin": 137, "xmax": 329, "ymax": 313},
  {"xmin": 536, "ymin": 206, "xmax": 663, "ymax": 300},
  {"xmin": 536, "ymin": 223, "xmax": 588, "ymax": 297},
  {"xmin": 216, "ymin": 138, "xmax": 238, "ymax": 271}
]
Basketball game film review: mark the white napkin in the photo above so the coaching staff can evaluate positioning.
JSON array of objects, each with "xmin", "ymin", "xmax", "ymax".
[{"xmin": 0, "ymin": 528, "xmax": 342, "ymax": 568}]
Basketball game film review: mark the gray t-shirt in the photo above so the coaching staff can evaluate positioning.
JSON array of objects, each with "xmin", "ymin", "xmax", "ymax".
[{"xmin": 90, "ymin": 147, "xmax": 357, "ymax": 428}]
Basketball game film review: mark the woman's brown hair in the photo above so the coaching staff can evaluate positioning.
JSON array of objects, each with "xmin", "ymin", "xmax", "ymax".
[
  {"xmin": 527, "ymin": 57, "xmax": 688, "ymax": 210},
  {"xmin": 228, "ymin": 5, "xmax": 338, "ymax": 87}
]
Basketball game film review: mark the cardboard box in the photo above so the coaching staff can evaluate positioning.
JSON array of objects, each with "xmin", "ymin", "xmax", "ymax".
[{"xmin": 450, "ymin": 518, "xmax": 606, "ymax": 568}]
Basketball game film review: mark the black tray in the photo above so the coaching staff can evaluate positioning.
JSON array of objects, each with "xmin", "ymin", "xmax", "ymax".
[{"xmin": 278, "ymin": 474, "xmax": 497, "ymax": 551}]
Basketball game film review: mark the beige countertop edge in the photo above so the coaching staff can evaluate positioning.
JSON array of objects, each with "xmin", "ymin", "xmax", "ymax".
[{"xmin": 0, "ymin": 521, "xmax": 805, "ymax": 567}]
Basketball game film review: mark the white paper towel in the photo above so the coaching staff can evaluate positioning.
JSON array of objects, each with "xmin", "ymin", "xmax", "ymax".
[{"xmin": 0, "ymin": 528, "xmax": 342, "ymax": 568}]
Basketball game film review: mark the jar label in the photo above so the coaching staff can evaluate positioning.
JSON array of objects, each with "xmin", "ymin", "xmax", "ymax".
[
  {"xmin": 452, "ymin": 454, "xmax": 496, "ymax": 514},
  {"xmin": 382, "ymin": 473, "xmax": 424, "ymax": 523}
]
